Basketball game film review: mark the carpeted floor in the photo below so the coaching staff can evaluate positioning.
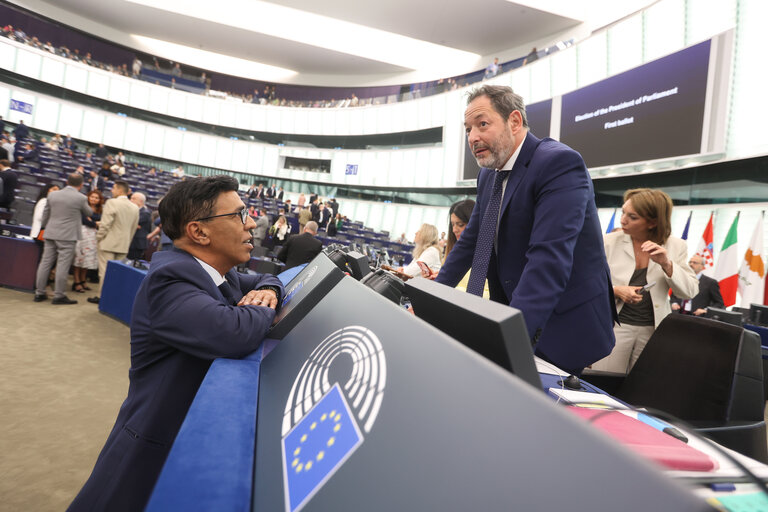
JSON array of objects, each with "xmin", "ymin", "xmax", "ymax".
[{"xmin": 0, "ymin": 283, "xmax": 130, "ymax": 511}]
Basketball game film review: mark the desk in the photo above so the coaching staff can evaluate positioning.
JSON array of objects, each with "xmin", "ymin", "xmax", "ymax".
[
  {"xmin": 0, "ymin": 235, "xmax": 39, "ymax": 291},
  {"xmin": 99, "ymin": 260, "xmax": 147, "ymax": 324},
  {"xmin": 148, "ymin": 277, "xmax": 726, "ymax": 512},
  {"xmin": 744, "ymin": 324, "xmax": 768, "ymax": 399}
]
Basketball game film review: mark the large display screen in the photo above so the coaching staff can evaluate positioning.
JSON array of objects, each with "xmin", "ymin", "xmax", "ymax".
[{"xmin": 560, "ymin": 40, "xmax": 711, "ymax": 168}]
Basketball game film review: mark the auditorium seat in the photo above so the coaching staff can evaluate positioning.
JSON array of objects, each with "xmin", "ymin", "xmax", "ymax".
[{"xmin": 583, "ymin": 314, "xmax": 767, "ymax": 462}]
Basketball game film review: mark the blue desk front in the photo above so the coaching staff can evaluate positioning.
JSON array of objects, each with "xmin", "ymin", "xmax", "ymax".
[{"xmin": 99, "ymin": 260, "xmax": 147, "ymax": 324}]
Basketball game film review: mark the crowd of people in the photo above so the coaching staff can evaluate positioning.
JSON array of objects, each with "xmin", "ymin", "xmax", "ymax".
[{"xmin": 1, "ymin": 20, "xmax": 561, "ymax": 110}]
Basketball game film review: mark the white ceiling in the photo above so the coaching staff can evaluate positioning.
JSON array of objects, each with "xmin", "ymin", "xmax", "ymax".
[{"xmin": 9, "ymin": 0, "xmax": 654, "ymax": 86}]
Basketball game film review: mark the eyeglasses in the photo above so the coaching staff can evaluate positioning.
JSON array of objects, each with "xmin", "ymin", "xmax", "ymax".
[{"xmin": 195, "ymin": 208, "xmax": 249, "ymax": 225}]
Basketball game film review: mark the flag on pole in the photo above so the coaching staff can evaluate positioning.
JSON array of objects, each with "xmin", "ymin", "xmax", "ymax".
[
  {"xmin": 681, "ymin": 211, "xmax": 692, "ymax": 240},
  {"xmin": 695, "ymin": 212, "xmax": 715, "ymax": 277},
  {"xmin": 739, "ymin": 214, "xmax": 765, "ymax": 306},
  {"xmin": 606, "ymin": 209, "xmax": 616, "ymax": 234},
  {"xmin": 715, "ymin": 213, "xmax": 740, "ymax": 307}
]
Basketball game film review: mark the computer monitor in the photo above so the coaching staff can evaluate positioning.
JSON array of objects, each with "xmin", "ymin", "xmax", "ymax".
[
  {"xmin": 404, "ymin": 278, "xmax": 541, "ymax": 390},
  {"xmin": 749, "ymin": 303, "xmax": 768, "ymax": 327},
  {"xmin": 705, "ymin": 307, "xmax": 743, "ymax": 326},
  {"xmin": 269, "ymin": 253, "xmax": 345, "ymax": 339}
]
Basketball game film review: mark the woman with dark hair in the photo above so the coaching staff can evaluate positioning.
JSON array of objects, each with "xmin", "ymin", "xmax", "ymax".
[
  {"xmin": 71, "ymin": 189, "xmax": 103, "ymax": 292},
  {"xmin": 30, "ymin": 182, "xmax": 60, "ymax": 255},
  {"xmin": 441, "ymin": 199, "xmax": 489, "ymax": 296},
  {"xmin": 592, "ymin": 188, "xmax": 698, "ymax": 373},
  {"xmin": 444, "ymin": 199, "xmax": 475, "ymax": 261}
]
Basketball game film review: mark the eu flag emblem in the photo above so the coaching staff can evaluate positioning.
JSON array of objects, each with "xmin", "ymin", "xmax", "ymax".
[{"xmin": 282, "ymin": 383, "xmax": 363, "ymax": 512}]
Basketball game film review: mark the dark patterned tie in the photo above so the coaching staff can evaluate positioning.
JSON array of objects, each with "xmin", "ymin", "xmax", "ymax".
[
  {"xmin": 466, "ymin": 170, "xmax": 510, "ymax": 296},
  {"xmin": 218, "ymin": 281, "xmax": 237, "ymax": 306}
]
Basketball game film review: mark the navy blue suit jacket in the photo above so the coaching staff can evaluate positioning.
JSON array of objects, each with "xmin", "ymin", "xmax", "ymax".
[
  {"xmin": 68, "ymin": 248, "xmax": 284, "ymax": 512},
  {"xmin": 436, "ymin": 132, "xmax": 616, "ymax": 371}
]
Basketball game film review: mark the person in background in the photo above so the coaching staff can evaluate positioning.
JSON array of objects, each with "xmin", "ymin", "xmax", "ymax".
[
  {"xmin": 327, "ymin": 213, "xmax": 342, "ymax": 237},
  {"xmin": 72, "ymin": 190, "xmax": 104, "ymax": 293},
  {"xmin": 34, "ymin": 173, "xmax": 93, "ymax": 304},
  {"xmin": 523, "ymin": 47, "xmax": 539, "ymax": 66},
  {"xmin": 592, "ymin": 188, "xmax": 699, "ymax": 374},
  {"xmin": 670, "ymin": 254, "xmax": 724, "ymax": 316},
  {"xmin": 0, "ymin": 159, "xmax": 17, "ymax": 208},
  {"xmin": 29, "ymin": 183, "xmax": 60, "ymax": 257},
  {"xmin": 483, "ymin": 57, "xmax": 500, "ymax": 79},
  {"xmin": 252, "ymin": 208, "xmax": 269, "ymax": 248},
  {"xmin": 269, "ymin": 215, "xmax": 290, "ymax": 244},
  {"xmin": 297, "ymin": 193, "xmax": 306, "ymax": 209},
  {"xmin": 277, "ymin": 221, "xmax": 323, "ymax": 270},
  {"xmin": 297, "ymin": 205, "xmax": 311, "ymax": 233},
  {"xmin": 88, "ymin": 181, "xmax": 139, "ymax": 304},
  {"xmin": 128, "ymin": 192, "xmax": 152, "ymax": 261},
  {"xmin": 398, "ymin": 223, "xmax": 442, "ymax": 278}
]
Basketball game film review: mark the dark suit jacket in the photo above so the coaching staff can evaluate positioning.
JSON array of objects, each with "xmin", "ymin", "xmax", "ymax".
[
  {"xmin": 88, "ymin": 175, "xmax": 106, "ymax": 194},
  {"xmin": 277, "ymin": 232, "xmax": 323, "ymax": 270},
  {"xmin": 436, "ymin": 132, "xmax": 616, "ymax": 372},
  {"xmin": 68, "ymin": 249, "xmax": 283, "ymax": 512},
  {"xmin": 0, "ymin": 169, "xmax": 18, "ymax": 208},
  {"xmin": 128, "ymin": 207, "xmax": 152, "ymax": 257},
  {"xmin": 671, "ymin": 274, "xmax": 724, "ymax": 312}
]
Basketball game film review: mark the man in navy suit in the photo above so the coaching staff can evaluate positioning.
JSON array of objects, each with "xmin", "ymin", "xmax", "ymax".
[
  {"xmin": 69, "ymin": 175, "xmax": 284, "ymax": 512},
  {"xmin": 436, "ymin": 85, "xmax": 615, "ymax": 373}
]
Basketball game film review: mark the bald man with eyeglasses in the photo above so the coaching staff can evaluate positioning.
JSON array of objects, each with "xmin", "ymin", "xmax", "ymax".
[{"xmin": 670, "ymin": 254, "xmax": 724, "ymax": 316}]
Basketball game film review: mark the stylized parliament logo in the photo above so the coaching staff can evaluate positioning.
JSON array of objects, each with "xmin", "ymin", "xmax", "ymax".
[{"xmin": 281, "ymin": 326, "xmax": 386, "ymax": 512}]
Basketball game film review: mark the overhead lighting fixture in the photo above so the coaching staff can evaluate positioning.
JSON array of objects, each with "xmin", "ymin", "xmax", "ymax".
[
  {"xmin": 130, "ymin": 35, "xmax": 297, "ymax": 82},
  {"xmin": 507, "ymin": 0, "xmax": 658, "ymax": 26},
  {"xmin": 126, "ymin": 0, "xmax": 479, "ymax": 71}
]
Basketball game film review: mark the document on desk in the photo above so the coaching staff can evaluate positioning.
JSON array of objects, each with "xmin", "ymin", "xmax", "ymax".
[
  {"xmin": 534, "ymin": 357, "xmax": 569, "ymax": 376},
  {"xmin": 548, "ymin": 388, "xmax": 627, "ymax": 409}
]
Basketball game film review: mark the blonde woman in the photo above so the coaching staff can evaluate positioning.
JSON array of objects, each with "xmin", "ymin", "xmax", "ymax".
[
  {"xmin": 592, "ymin": 188, "xmax": 698, "ymax": 374},
  {"xmin": 398, "ymin": 223, "xmax": 442, "ymax": 278}
]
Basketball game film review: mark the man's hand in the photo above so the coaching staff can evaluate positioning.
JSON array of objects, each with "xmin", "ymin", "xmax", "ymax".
[
  {"xmin": 239, "ymin": 289, "xmax": 278, "ymax": 309},
  {"xmin": 693, "ymin": 308, "xmax": 707, "ymax": 316},
  {"xmin": 671, "ymin": 303, "xmax": 680, "ymax": 311}
]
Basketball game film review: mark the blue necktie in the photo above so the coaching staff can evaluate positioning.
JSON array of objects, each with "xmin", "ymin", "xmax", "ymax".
[
  {"xmin": 466, "ymin": 170, "xmax": 510, "ymax": 296},
  {"xmin": 218, "ymin": 281, "xmax": 237, "ymax": 306}
]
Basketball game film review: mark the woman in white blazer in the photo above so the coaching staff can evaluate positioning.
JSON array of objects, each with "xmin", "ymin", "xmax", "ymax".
[{"xmin": 592, "ymin": 189, "xmax": 698, "ymax": 374}]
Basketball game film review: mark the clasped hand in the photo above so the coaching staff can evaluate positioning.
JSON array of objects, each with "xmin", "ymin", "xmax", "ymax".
[
  {"xmin": 238, "ymin": 289, "xmax": 278, "ymax": 309},
  {"xmin": 640, "ymin": 240, "xmax": 673, "ymax": 275}
]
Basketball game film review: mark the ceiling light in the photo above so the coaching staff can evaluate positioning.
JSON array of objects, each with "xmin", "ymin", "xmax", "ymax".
[
  {"xmin": 126, "ymin": 0, "xmax": 479, "ymax": 71},
  {"xmin": 130, "ymin": 35, "xmax": 297, "ymax": 82}
]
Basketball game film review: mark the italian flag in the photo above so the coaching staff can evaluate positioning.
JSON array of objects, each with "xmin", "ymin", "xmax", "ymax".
[
  {"xmin": 739, "ymin": 215, "xmax": 765, "ymax": 306},
  {"xmin": 715, "ymin": 213, "xmax": 740, "ymax": 307}
]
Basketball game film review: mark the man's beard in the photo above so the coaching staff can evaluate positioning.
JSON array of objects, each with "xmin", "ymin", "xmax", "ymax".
[{"xmin": 472, "ymin": 129, "xmax": 515, "ymax": 169}]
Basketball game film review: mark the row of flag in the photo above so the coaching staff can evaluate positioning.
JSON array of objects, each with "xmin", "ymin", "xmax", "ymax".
[{"xmin": 605, "ymin": 210, "xmax": 766, "ymax": 307}]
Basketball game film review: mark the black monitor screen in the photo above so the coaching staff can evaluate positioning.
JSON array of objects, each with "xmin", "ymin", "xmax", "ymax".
[
  {"xmin": 527, "ymin": 98, "xmax": 552, "ymax": 139},
  {"xmin": 705, "ymin": 307, "xmax": 743, "ymax": 326},
  {"xmin": 405, "ymin": 278, "xmax": 541, "ymax": 389},
  {"xmin": 560, "ymin": 39, "xmax": 711, "ymax": 168},
  {"xmin": 749, "ymin": 304, "xmax": 768, "ymax": 326}
]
